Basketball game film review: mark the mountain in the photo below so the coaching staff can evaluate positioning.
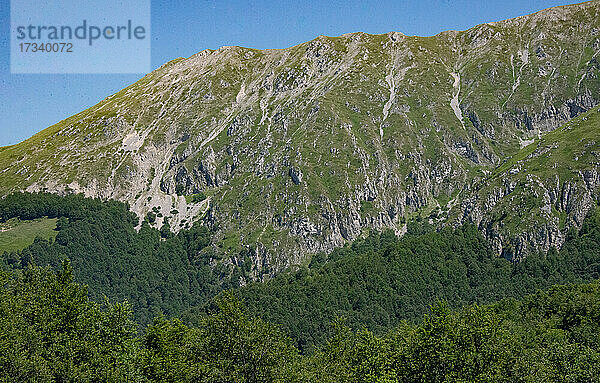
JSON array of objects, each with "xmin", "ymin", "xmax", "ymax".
[{"xmin": 1, "ymin": 1, "xmax": 599, "ymax": 274}]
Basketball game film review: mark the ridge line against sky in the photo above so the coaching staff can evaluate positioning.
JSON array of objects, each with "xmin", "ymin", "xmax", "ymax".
[{"xmin": 0, "ymin": 0, "xmax": 577, "ymax": 146}]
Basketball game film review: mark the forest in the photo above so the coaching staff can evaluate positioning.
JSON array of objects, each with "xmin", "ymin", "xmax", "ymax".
[
  {"xmin": 0, "ymin": 192, "xmax": 239, "ymax": 325},
  {"xmin": 225, "ymin": 213, "xmax": 600, "ymax": 351},
  {"xmin": 1, "ymin": 192, "xmax": 600, "ymax": 381},
  {"xmin": 1, "ymin": 261, "xmax": 599, "ymax": 382}
]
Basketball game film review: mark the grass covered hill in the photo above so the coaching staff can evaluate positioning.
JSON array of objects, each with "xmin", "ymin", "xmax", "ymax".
[{"xmin": 0, "ymin": 1, "xmax": 599, "ymax": 269}]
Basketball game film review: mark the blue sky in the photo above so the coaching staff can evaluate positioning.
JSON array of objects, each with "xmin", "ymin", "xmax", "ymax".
[{"xmin": 0, "ymin": 0, "xmax": 573, "ymax": 146}]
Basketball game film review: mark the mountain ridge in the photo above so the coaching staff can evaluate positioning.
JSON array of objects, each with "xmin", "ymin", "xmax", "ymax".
[
  {"xmin": 4, "ymin": 0, "xmax": 596, "ymax": 150},
  {"xmin": 1, "ymin": 0, "xmax": 599, "ymax": 275}
]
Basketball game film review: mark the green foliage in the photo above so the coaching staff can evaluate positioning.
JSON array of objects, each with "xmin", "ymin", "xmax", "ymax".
[
  {"xmin": 141, "ymin": 294, "xmax": 297, "ymax": 382},
  {"xmin": 0, "ymin": 261, "xmax": 139, "ymax": 382},
  {"xmin": 2, "ymin": 193, "xmax": 600, "ymax": 381},
  {"xmin": 0, "ymin": 192, "xmax": 117, "ymax": 222},
  {"xmin": 5, "ymin": 192, "xmax": 600, "ymax": 357},
  {"xmin": 0, "ymin": 193, "xmax": 234, "ymax": 327},
  {"xmin": 193, "ymin": 192, "xmax": 207, "ymax": 203},
  {"xmin": 145, "ymin": 211, "xmax": 156, "ymax": 224},
  {"xmin": 302, "ymin": 281, "xmax": 600, "ymax": 382},
  {"xmin": 1, "ymin": 258, "xmax": 600, "ymax": 382}
]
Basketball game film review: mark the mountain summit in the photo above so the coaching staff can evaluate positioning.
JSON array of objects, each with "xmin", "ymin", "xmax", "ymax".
[{"xmin": 2, "ymin": 1, "xmax": 599, "ymax": 274}]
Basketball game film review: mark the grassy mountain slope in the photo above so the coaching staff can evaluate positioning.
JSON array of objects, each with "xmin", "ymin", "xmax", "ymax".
[
  {"xmin": 1, "ymin": 1, "xmax": 599, "ymax": 272},
  {"xmin": 454, "ymin": 103, "xmax": 600, "ymax": 258},
  {"xmin": 0, "ymin": 218, "xmax": 57, "ymax": 253}
]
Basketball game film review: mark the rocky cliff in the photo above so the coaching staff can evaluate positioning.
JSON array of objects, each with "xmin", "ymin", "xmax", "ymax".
[{"xmin": 1, "ymin": 1, "xmax": 599, "ymax": 276}]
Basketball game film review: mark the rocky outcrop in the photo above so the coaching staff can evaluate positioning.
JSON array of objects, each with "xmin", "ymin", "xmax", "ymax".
[
  {"xmin": 1, "ymin": 1, "xmax": 599, "ymax": 275},
  {"xmin": 454, "ymin": 107, "xmax": 600, "ymax": 260}
]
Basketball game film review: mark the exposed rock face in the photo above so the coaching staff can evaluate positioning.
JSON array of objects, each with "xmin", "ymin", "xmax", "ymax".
[
  {"xmin": 452, "ymin": 107, "xmax": 600, "ymax": 259},
  {"xmin": 1, "ymin": 1, "xmax": 600, "ymax": 275}
]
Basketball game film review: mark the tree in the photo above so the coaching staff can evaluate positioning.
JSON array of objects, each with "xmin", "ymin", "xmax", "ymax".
[{"xmin": 0, "ymin": 261, "xmax": 139, "ymax": 382}]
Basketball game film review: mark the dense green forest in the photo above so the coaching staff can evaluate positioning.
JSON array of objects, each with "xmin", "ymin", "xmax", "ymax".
[
  {"xmin": 0, "ymin": 192, "xmax": 247, "ymax": 325},
  {"xmin": 2, "ymin": 193, "xmax": 600, "ymax": 380},
  {"xmin": 1, "ymin": 261, "xmax": 599, "ymax": 382},
  {"xmin": 3, "ymin": 192, "xmax": 600, "ymax": 351}
]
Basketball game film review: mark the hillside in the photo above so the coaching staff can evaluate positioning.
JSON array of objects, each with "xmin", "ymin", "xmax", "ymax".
[
  {"xmin": 1, "ymin": 1, "xmax": 599, "ymax": 273},
  {"xmin": 208, "ymin": 206, "xmax": 600, "ymax": 352},
  {"xmin": 454, "ymin": 104, "xmax": 600, "ymax": 258},
  {"xmin": 1, "ymin": 191, "xmax": 598, "ymax": 344}
]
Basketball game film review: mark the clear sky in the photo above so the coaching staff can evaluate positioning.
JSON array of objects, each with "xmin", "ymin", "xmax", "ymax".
[{"xmin": 0, "ymin": 0, "xmax": 575, "ymax": 146}]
